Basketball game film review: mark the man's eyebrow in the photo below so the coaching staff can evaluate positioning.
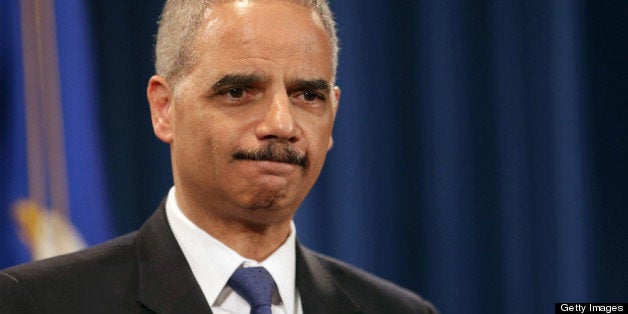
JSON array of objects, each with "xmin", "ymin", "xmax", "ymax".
[
  {"xmin": 211, "ymin": 74, "xmax": 265, "ymax": 91},
  {"xmin": 290, "ymin": 79, "xmax": 331, "ymax": 92}
]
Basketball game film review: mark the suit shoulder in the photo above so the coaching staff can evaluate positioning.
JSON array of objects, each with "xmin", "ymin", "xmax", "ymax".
[
  {"xmin": 2, "ymin": 231, "xmax": 138, "ymax": 276},
  {"xmin": 307, "ymin": 249, "xmax": 438, "ymax": 314},
  {"xmin": 0, "ymin": 232, "xmax": 139, "ymax": 303},
  {"xmin": 0, "ymin": 272, "xmax": 40, "ymax": 313}
]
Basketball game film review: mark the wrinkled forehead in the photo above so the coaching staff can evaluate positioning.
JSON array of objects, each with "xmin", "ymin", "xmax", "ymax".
[
  {"xmin": 191, "ymin": 1, "xmax": 334, "ymax": 77},
  {"xmin": 199, "ymin": 0, "xmax": 329, "ymax": 40}
]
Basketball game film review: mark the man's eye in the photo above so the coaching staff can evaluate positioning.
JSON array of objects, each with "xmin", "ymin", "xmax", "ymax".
[
  {"xmin": 301, "ymin": 91, "xmax": 324, "ymax": 101},
  {"xmin": 226, "ymin": 88, "xmax": 245, "ymax": 98}
]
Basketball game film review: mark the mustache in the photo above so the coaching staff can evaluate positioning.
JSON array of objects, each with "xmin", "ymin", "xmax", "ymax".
[{"xmin": 232, "ymin": 142, "xmax": 308, "ymax": 167}]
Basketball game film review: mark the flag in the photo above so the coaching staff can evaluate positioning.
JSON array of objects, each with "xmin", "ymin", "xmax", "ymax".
[{"xmin": 0, "ymin": 0, "xmax": 113, "ymax": 268}]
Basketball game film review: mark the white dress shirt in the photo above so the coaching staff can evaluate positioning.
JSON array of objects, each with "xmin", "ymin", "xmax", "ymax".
[{"xmin": 165, "ymin": 187, "xmax": 303, "ymax": 314}]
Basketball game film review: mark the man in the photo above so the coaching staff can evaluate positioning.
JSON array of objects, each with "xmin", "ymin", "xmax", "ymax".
[{"xmin": 0, "ymin": 1, "xmax": 438, "ymax": 313}]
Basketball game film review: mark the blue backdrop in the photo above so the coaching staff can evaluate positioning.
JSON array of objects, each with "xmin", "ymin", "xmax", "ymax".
[
  {"xmin": 3, "ymin": 1, "xmax": 626, "ymax": 313},
  {"xmin": 1, "ymin": 0, "xmax": 112, "ymax": 267}
]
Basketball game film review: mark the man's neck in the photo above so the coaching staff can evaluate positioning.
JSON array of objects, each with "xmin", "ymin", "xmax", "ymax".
[
  {"xmin": 175, "ymin": 196, "xmax": 293, "ymax": 262},
  {"xmin": 192, "ymin": 214, "xmax": 292, "ymax": 262}
]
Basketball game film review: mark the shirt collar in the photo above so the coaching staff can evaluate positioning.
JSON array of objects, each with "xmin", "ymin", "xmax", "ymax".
[{"xmin": 165, "ymin": 187, "xmax": 297, "ymax": 313}]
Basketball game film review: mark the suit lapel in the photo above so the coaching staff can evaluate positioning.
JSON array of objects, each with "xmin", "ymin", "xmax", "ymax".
[
  {"xmin": 135, "ymin": 203, "xmax": 212, "ymax": 313},
  {"xmin": 296, "ymin": 243, "xmax": 361, "ymax": 314}
]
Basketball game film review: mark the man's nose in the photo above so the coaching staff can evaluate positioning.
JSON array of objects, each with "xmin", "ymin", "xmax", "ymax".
[{"xmin": 254, "ymin": 91, "xmax": 301, "ymax": 142}]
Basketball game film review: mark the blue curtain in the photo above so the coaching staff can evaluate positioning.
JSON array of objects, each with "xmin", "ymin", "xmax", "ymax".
[{"xmin": 14, "ymin": 1, "xmax": 620, "ymax": 313}]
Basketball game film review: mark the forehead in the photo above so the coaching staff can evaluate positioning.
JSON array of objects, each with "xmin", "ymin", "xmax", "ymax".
[
  {"xmin": 188, "ymin": 0, "xmax": 334, "ymax": 81},
  {"xmin": 203, "ymin": 0, "xmax": 327, "ymax": 35}
]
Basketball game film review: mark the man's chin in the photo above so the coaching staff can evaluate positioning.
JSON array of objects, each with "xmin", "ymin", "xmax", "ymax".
[
  {"xmin": 241, "ymin": 188, "xmax": 289, "ymax": 212},
  {"xmin": 234, "ymin": 194, "xmax": 298, "ymax": 227}
]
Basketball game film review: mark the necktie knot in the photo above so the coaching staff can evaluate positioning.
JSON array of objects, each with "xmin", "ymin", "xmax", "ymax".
[{"xmin": 228, "ymin": 266, "xmax": 276, "ymax": 314}]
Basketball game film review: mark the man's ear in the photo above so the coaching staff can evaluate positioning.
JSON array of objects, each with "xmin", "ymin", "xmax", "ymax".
[
  {"xmin": 147, "ymin": 75, "xmax": 174, "ymax": 143},
  {"xmin": 327, "ymin": 86, "xmax": 341, "ymax": 151}
]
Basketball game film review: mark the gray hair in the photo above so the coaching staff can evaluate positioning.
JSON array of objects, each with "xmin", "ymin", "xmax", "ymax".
[{"xmin": 154, "ymin": 0, "xmax": 339, "ymax": 88}]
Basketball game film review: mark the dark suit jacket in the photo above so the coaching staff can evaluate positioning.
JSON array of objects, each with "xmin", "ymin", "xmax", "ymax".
[{"xmin": 0, "ymin": 204, "xmax": 437, "ymax": 313}]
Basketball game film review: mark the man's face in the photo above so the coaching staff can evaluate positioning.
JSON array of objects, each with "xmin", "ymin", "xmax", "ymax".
[{"xmin": 149, "ymin": 1, "xmax": 338, "ymax": 225}]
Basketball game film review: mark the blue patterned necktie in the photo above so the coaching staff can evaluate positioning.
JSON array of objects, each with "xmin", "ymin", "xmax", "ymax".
[{"xmin": 227, "ymin": 266, "xmax": 277, "ymax": 314}]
